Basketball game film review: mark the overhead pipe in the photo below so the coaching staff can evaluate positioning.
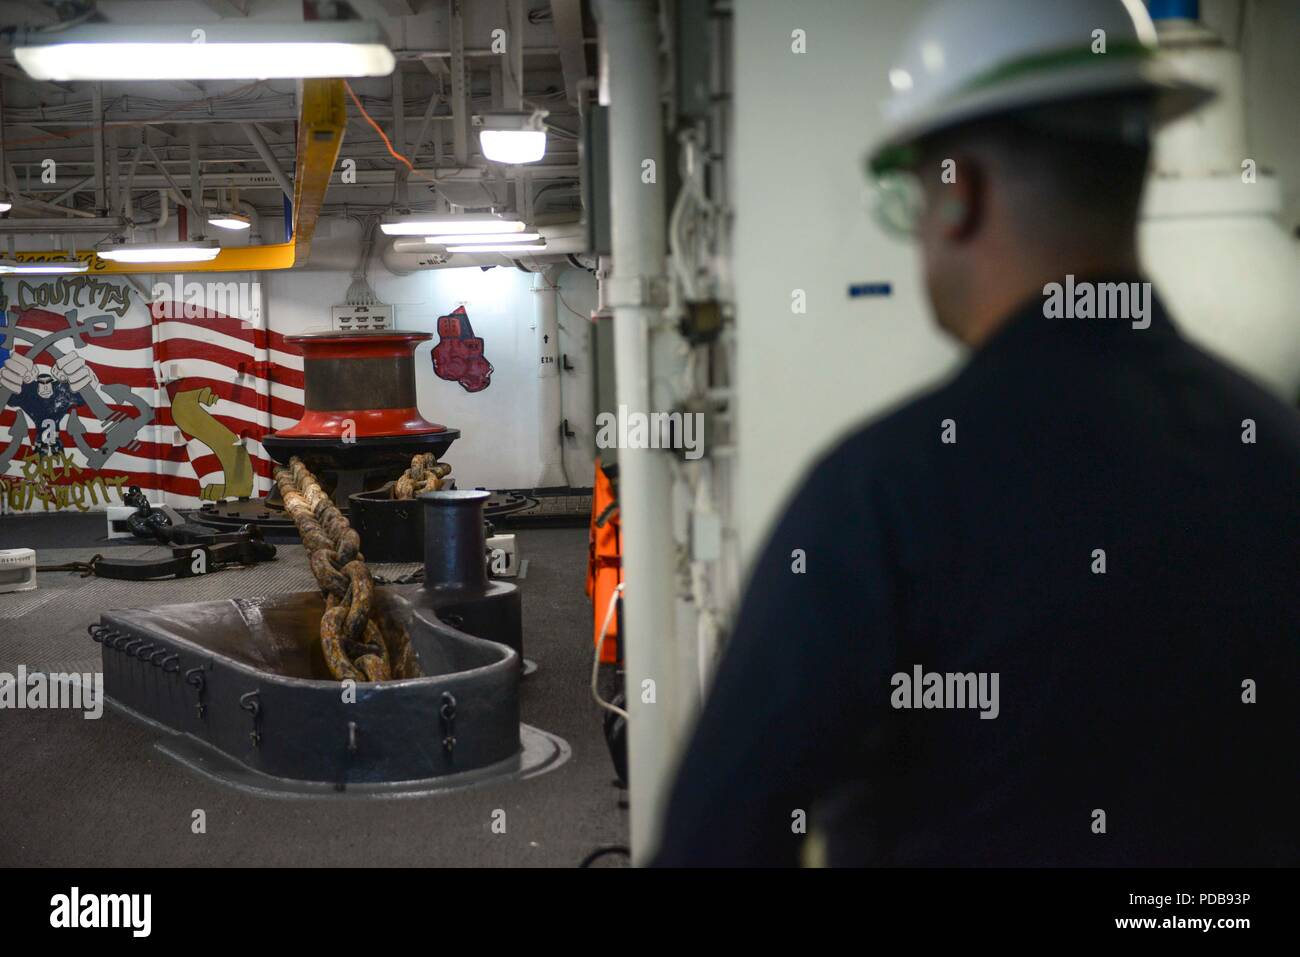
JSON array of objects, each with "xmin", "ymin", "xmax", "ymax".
[
  {"xmin": 235, "ymin": 200, "xmax": 262, "ymax": 242},
  {"xmin": 46, "ymin": 174, "xmax": 96, "ymax": 207},
  {"xmin": 0, "ymin": 215, "xmax": 123, "ymax": 233},
  {"xmin": 391, "ymin": 62, "xmax": 408, "ymax": 204},
  {"xmin": 241, "ymin": 122, "xmax": 295, "ymax": 202},
  {"xmin": 139, "ymin": 190, "xmax": 171, "ymax": 233},
  {"xmin": 143, "ymin": 144, "xmax": 203, "ymax": 218},
  {"xmin": 3, "ymin": 197, "xmax": 101, "ymax": 219},
  {"xmin": 120, "ymin": 147, "xmax": 171, "ymax": 235},
  {"xmin": 91, "ymin": 83, "xmax": 106, "ymax": 213},
  {"xmin": 449, "ymin": 0, "xmax": 470, "ymax": 166},
  {"xmin": 601, "ymin": 0, "xmax": 685, "ymax": 864},
  {"xmin": 188, "ymin": 126, "xmax": 204, "ymax": 237}
]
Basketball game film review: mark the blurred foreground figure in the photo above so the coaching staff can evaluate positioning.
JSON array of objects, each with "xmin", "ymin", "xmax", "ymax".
[{"xmin": 655, "ymin": 0, "xmax": 1299, "ymax": 866}]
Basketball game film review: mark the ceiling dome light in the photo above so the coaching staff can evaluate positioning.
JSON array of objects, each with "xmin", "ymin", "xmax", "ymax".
[
  {"xmin": 476, "ymin": 111, "xmax": 549, "ymax": 165},
  {"xmin": 14, "ymin": 21, "xmax": 395, "ymax": 81},
  {"xmin": 207, "ymin": 211, "xmax": 251, "ymax": 231},
  {"xmin": 97, "ymin": 240, "xmax": 221, "ymax": 264}
]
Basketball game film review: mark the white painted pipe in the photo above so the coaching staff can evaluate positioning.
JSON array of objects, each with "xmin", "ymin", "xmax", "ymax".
[
  {"xmin": 1143, "ymin": 17, "xmax": 1300, "ymax": 400},
  {"xmin": 602, "ymin": 0, "xmax": 683, "ymax": 864},
  {"xmin": 237, "ymin": 200, "xmax": 262, "ymax": 243},
  {"xmin": 533, "ymin": 266, "xmax": 566, "ymax": 487}
]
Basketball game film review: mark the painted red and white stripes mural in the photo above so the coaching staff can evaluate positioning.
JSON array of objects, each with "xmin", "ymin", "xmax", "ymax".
[{"xmin": 0, "ymin": 275, "xmax": 302, "ymax": 511}]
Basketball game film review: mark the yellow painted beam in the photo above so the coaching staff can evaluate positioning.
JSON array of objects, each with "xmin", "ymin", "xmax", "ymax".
[
  {"xmin": 291, "ymin": 78, "xmax": 348, "ymax": 263},
  {"xmin": 6, "ymin": 79, "xmax": 348, "ymax": 275}
]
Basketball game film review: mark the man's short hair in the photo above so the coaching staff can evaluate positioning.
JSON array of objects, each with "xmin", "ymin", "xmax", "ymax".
[{"xmin": 918, "ymin": 93, "xmax": 1155, "ymax": 236}]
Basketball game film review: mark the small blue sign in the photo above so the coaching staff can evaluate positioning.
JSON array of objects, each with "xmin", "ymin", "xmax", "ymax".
[{"xmin": 849, "ymin": 282, "xmax": 892, "ymax": 299}]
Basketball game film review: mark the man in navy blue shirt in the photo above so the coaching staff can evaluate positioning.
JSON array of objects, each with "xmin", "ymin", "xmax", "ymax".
[{"xmin": 653, "ymin": 0, "xmax": 1299, "ymax": 866}]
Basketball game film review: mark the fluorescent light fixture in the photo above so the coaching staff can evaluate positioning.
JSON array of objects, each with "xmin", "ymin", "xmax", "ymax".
[
  {"xmin": 97, "ymin": 240, "xmax": 221, "ymax": 264},
  {"xmin": 476, "ymin": 111, "xmax": 549, "ymax": 165},
  {"xmin": 446, "ymin": 243, "xmax": 549, "ymax": 254},
  {"xmin": 14, "ymin": 22, "xmax": 395, "ymax": 82},
  {"xmin": 207, "ymin": 211, "xmax": 251, "ymax": 230},
  {"xmin": 0, "ymin": 257, "xmax": 89, "ymax": 274},
  {"xmin": 381, "ymin": 215, "xmax": 525, "ymax": 237},
  {"xmin": 426, "ymin": 232, "xmax": 541, "ymax": 245}
]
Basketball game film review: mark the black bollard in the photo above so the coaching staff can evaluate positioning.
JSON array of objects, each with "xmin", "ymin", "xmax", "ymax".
[
  {"xmin": 415, "ymin": 488, "xmax": 523, "ymax": 664},
  {"xmin": 419, "ymin": 489, "xmax": 491, "ymax": 591}
]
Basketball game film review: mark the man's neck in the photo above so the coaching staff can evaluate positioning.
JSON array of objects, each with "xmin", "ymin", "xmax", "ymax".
[{"xmin": 961, "ymin": 251, "xmax": 1142, "ymax": 348}]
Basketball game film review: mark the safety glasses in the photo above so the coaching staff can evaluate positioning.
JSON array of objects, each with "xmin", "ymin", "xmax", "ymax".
[{"xmin": 865, "ymin": 164, "xmax": 926, "ymax": 240}]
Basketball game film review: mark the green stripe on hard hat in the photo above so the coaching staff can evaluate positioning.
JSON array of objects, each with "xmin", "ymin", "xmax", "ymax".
[
  {"xmin": 869, "ymin": 42, "xmax": 1155, "ymax": 176},
  {"xmin": 962, "ymin": 41, "xmax": 1152, "ymax": 94}
]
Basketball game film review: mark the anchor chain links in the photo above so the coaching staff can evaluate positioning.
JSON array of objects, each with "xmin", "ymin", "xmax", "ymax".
[
  {"xmin": 392, "ymin": 452, "xmax": 453, "ymax": 500},
  {"xmin": 274, "ymin": 456, "xmax": 422, "ymax": 682}
]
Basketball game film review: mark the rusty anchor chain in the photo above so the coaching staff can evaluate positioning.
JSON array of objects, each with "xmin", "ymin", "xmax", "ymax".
[
  {"xmin": 392, "ymin": 452, "xmax": 453, "ymax": 500},
  {"xmin": 274, "ymin": 456, "xmax": 422, "ymax": 682}
]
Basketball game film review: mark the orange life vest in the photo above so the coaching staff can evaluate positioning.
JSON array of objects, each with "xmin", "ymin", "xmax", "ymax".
[{"xmin": 586, "ymin": 460, "xmax": 622, "ymax": 664}]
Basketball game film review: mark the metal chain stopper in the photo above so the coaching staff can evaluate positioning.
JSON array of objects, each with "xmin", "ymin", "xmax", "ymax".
[{"xmin": 274, "ymin": 456, "xmax": 422, "ymax": 682}]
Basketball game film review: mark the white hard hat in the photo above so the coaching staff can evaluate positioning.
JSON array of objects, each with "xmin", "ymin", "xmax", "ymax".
[{"xmin": 867, "ymin": 0, "xmax": 1214, "ymax": 174}]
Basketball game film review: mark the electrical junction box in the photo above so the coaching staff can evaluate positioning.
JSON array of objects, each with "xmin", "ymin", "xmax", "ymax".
[
  {"xmin": 0, "ymin": 548, "xmax": 37, "ymax": 593},
  {"xmin": 331, "ymin": 303, "xmax": 394, "ymax": 331},
  {"xmin": 487, "ymin": 534, "xmax": 518, "ymax": 578}
]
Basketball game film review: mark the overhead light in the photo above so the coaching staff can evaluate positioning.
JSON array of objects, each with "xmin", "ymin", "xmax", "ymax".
[
  {"xmin": 207, "ymin": 211, "xmax": 251, "ymax": 231},
  {"xmin": 14, "ymin": 22, "xmax": 395, "ymax": 81},
  {"xmin": 427, "ymin": 232, "xmax": 541, "ymax": 245},
  {"xmin": 446, "ymin": 243, "xmax": 549, "ymax": 254},
  {"xmin": 97, "ymin": 240, "xmax": 221, "ymax": 264},
  {"xmin": 381, "ymin": 215, "xmax": 525, "ymax": 236},
  {"xmin": 0, "ymin": 257, "xmax": 89, "ymax": 274},
  {"xmin": 476, "ymin": 111, "xmax": 549, "ymax": 165}
]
